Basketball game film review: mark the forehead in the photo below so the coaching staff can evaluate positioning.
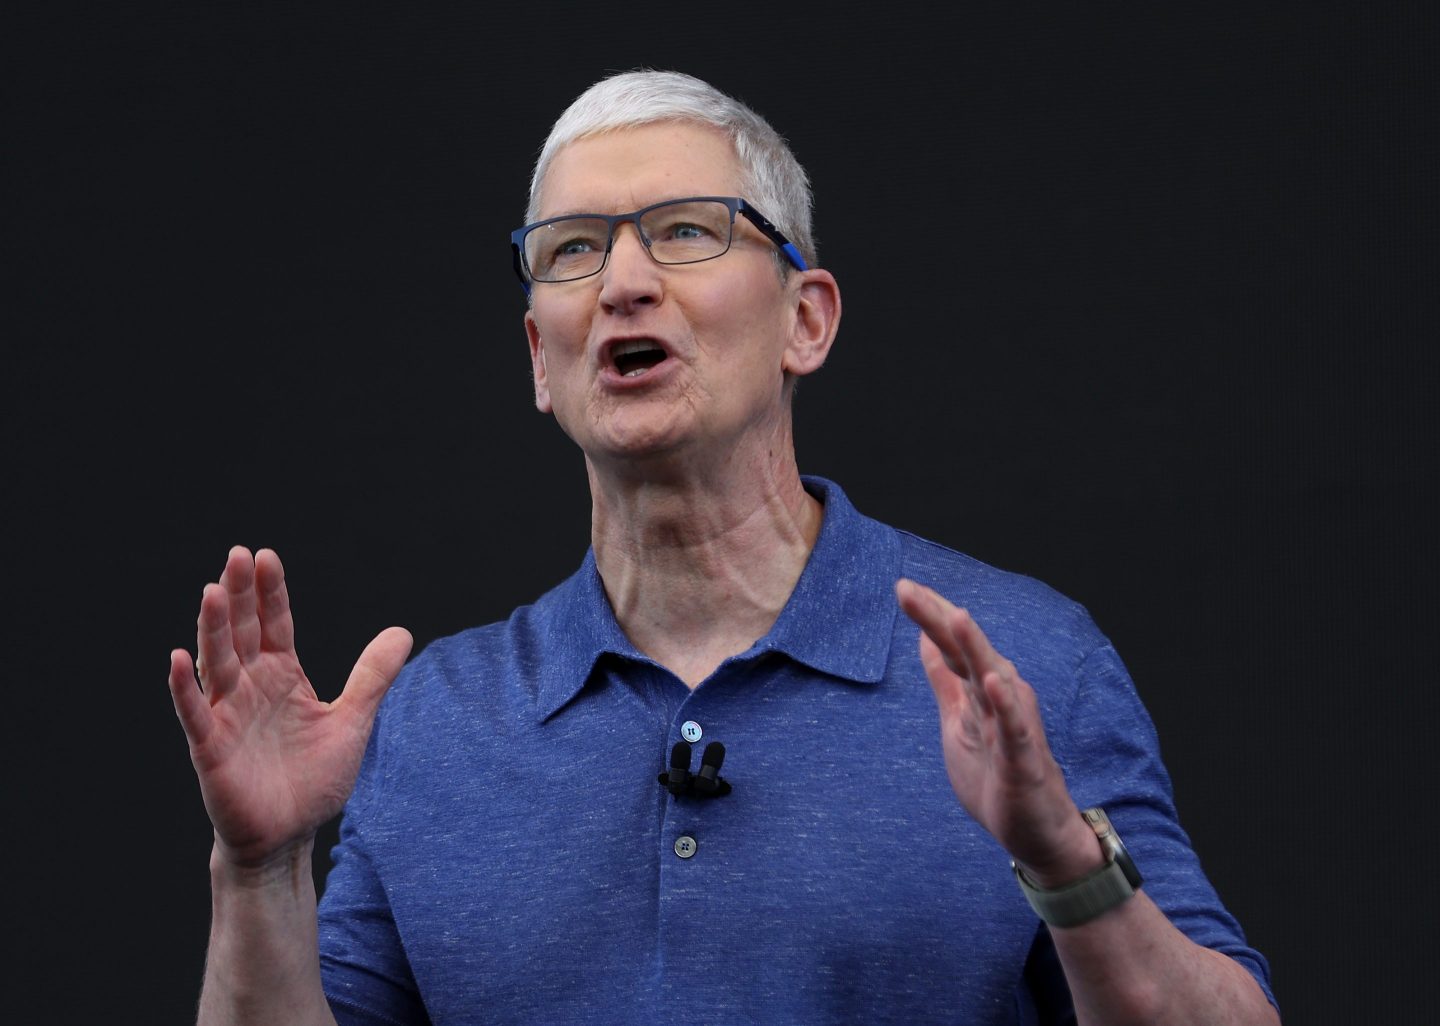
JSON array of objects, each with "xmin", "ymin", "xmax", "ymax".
[{"xmin": 537, "ymin": 121, "xmax": 743, "ymax": 218}]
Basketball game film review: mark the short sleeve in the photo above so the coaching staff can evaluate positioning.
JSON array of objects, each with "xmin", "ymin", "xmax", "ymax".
[
  {"xmin": 316, "ymin": 727, "xmax": 432, "ymax": 1026},
  {"xmin": 1053, "ymin": 640, "xmax": 1278, "ymax": 1014}
]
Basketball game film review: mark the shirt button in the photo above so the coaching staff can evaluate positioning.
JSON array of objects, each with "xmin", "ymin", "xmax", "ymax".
[
  {"xmin": 680, "ymin": 720, "xmax": 703, "ymax": 743},
  {"xmin": 674, "ymin": 835, "xmax": 697, "ymax": 859}
]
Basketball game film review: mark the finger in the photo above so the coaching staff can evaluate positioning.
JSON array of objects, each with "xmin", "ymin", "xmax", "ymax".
[
  {"xmin": 917, "ymin": 582, "xmax": 1010, "ymax": 716},
  {"xmin": 220, "ymin": 546, "xmax": 261, "ymax": 663},
  {"xmin": 335, "ymin": 627, "xmax": 414, "ymax": 729},
  {"xmin": 948, "ymin": 604, "xmax": 1012, "ymax": 683},
  {"xmin": 896, "ymin": 579, "xmax": 961, "ymax": 671},
  {"xmin": 167, "ymin": 648, "xmax": 215, "ymax": 746},
  {"xmin": 896, "ymin": 579, "xmax": 992, "ymax": 716},
  {"xmin": 254, "ymin": 548, "xmax": 296, "ymax": 654},
  {"xmin": 196, "ymin": 583, "xmax": 243, "ymax": 698},
  {"xmin": 954, "ymin": 610, "xmax": 1041, "ymax": 738},
  {"xmin": 918, "ymin": 632, "xmax": 989, "ymax": 748},
  {"xmin": 987, "ymin": 662, "xmax": 1059, "ymax": 774},
  {"xmin": 895, "ymin": 579, "xmax": 962, "ymax": 661},
  {"xmin": 983, "ymin": 669, "xmax": 1036, "ymax": 761},
  {"xmin": 917, "ymin": 631, "xmax": 963, "ymax": 715}
]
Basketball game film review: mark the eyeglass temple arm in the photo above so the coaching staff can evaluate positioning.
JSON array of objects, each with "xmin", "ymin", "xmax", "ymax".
[
  {"xmin": 511, "ymin": 243, "xmax": 533, "ymax": 296},
  {"xmin": 738, "ymin": 204, "xmax": 808, "ymax": 271}
]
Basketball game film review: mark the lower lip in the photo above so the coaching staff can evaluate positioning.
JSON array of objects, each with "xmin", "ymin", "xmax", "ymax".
[{"xmin": 599, "ymin": 357, "xmax": 676, "ymax": 390}]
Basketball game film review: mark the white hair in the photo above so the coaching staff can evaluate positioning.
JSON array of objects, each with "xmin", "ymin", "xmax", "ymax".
[{"xmin": 525, "ymin": 69, "xmax": 817, "ymax": 268}]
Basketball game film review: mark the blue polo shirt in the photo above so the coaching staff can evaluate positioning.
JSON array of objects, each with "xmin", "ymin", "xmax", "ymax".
[{"xmin": 317, "ymin": 478, "xmax": 1275, "ymax": 1025}]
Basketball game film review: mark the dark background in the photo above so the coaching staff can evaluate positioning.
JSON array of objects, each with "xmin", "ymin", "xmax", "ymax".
[{"xmin": 5, "ymin": 3, "xmax": 1436, "ymax": 1022}]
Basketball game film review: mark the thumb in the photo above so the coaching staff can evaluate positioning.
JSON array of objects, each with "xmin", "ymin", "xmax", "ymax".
[{"xmin": 336, "ymin": 626, "xmax": 414, "ymax": 725}]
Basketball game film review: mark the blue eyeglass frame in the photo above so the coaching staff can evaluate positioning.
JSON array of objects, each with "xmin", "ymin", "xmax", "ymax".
[{"xmin": 509, "ymin": 196, "xmax": 808, "ymax": 296}]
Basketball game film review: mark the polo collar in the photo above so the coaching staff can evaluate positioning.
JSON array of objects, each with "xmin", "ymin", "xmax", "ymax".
[
  {"xmin": 532, "ymin": 477, "xmax": 901, "ymax": 723},
  {"xmin": 751, "ymin": 477, "xmax": 900, "ymax": 683},
  {"xmin": 532, "ymin": 547, "xmax": 641, "ymax": 723}
]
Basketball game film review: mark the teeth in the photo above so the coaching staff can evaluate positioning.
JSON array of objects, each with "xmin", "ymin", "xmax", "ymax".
[{"xmin": 613, "ymin": 339, "xmax": 663, "ymax": 358}]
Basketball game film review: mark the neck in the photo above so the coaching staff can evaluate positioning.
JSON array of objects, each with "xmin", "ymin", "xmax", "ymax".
[{"xmin": 588, "ymin": 432, "xmax": 822, "ymax": 688}]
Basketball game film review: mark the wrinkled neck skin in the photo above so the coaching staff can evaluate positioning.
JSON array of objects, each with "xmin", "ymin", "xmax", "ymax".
[{"xmin": 587, "ymin": 407, "xmax": 822, "ymax": 688}]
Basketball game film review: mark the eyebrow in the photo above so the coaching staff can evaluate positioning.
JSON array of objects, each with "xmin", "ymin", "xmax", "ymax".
[{"xmin": 541, "ymin": 196, "xmax": 716, "ymax": 221}]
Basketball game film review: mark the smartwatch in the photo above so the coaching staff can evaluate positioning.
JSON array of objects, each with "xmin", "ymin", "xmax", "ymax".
[{"xmin": 1012, "ymin": 807, "xmax": 1143, "ymax": 928}]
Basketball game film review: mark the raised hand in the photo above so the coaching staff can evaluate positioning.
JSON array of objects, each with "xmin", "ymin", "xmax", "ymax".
[
  {"xmin": 895, "ymin": 578, "xmax": 1100, "ymax": 885},
  {"xmin": 168, "ymin": 547, "xmax": 412, "ymax": 869}
]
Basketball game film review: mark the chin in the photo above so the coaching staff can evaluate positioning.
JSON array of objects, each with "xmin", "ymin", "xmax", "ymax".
[
  {"xmin": 579, "ymin": 404, "xmax": 695, "ymax": 460},
  {"xmin": 590, "ymin": 433, "xmax": 689, "ymax": 468}
]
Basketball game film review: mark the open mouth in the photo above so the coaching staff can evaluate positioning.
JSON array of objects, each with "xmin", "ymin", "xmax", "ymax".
[{"xmin": 611, "ymin": 339, "xmax": 668, "ymax": 378}]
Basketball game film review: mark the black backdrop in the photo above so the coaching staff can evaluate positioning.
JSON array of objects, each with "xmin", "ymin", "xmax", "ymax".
[{"xmin": 5, "ymin": 3, "xmax": 1437, "ymax": 1023}]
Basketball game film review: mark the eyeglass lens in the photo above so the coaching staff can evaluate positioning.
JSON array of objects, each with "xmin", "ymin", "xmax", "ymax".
[{"xmin": 524, "ymin": 200, "xmax": 736, "ymax": 282}]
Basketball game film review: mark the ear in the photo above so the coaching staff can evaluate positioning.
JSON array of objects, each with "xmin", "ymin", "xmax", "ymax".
[
  {"xmin": 781, "ymin": 269, "xmax": 841, "ymax": 379},
  {"xmin": 524, "ymin": 310, "xmax": 553, "ymax": 414}
]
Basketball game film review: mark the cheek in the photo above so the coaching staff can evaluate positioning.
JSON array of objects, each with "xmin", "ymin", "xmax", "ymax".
[
  {"xmin": 530, "ymin": 305, "xmax": 590, "ymax": 373},
  {"xmin": 699, "ymin": 282, "xmax": 791, "ymax": 367}
]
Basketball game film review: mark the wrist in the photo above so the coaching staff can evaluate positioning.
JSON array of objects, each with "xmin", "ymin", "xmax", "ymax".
[
  {"xmin": 210, "ymin": 835, "xmax": 315, "ymax": 891},
  {"xmin": 200, "ymin": 836, "xmax": 330, "ymax": 1026},
  {"xmin": 1016, "ymin": 815, "xmax": 1107, "ymax": 889},
  {"xmin": 1014, "ymin": 808, "xmax": 1144, "ymax": 929}
]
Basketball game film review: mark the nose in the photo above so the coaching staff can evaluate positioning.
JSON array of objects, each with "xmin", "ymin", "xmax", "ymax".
[{"xmin": 598, "ymin": 221, "xmax": 662, "ymax": 314}]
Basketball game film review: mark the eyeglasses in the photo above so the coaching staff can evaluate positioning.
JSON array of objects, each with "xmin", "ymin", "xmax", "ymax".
[{"xmin": 510, "ymin": 196, "xmax": 807, "ymax": 295}]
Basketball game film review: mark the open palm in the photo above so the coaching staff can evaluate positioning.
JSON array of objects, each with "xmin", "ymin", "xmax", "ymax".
[{"xmin": 168, "ymin": 547, "xmax": 412, "ymax": 868}]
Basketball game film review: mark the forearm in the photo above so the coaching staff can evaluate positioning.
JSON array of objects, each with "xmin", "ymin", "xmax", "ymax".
[
  {"xmin": 197, "ymin": 838, "xmax": 337, "ymax": 1026},
  {"xmin": 1049, "ymin": 891, "xmax": 1278, "ymax": 1026},
  {"xmin": 1020, "ymin": 815, "xmax": 1277, "ymax": 1026}
]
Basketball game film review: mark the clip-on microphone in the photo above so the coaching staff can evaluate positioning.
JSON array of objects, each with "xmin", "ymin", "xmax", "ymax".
[{"xmin": 657, "ymin": 740, "xmax": 732, "ymax": 799}]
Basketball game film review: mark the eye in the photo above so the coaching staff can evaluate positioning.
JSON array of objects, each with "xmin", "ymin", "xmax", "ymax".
[
  {"xmin": 645, "ymin": 202, "xmax": 731, "ymax": 243},
  {"xmin": 525, "ymin": 217, "xmax": 612, "ymax": 279},
  {"xmin": 554, "ymin": 235, "xmax": 598, "ymax": 257},
  {"xmin": 649, "ymin": 218, "xmax": 720, "ymax": 249},
  {"xmin": 669, "ymin": 222, "xmax": 709, "ymax": 241},
  {"xmin": 637, "ymin": 202, "xmax": 732, "ymax": 263}
]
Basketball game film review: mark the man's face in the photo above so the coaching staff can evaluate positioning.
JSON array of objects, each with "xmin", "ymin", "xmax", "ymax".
[{"xmin": 524, "ymin": 121, "xmax": 828, "ymax": 472}]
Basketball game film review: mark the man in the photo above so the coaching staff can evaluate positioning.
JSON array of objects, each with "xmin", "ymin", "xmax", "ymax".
[{"xmin": 168, "ymin": 70, "xmax": 1279, "ymax": 1024}]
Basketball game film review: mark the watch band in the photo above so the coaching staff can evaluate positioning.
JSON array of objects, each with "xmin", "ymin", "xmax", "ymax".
[{"xmin": 1012, "ymin": 807, "xmax": 1142, "ymax": 928}]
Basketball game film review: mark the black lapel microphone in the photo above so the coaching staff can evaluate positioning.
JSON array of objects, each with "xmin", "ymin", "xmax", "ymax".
[
  {"xmin": 662, "ymin": 741, "xmax": 692, "ymax": 797},
  {"xmin": 691, "ymin": 742, "xmax": 730, "ymax": 796},
  {"xmin": 657, "ymin": 740, "xmax": 732, "ymax": 799}
]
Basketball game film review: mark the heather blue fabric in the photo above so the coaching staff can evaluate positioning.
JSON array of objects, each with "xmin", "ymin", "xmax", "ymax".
[{"xmin": 317, "ymin": 477, "xmax": 1275, "ymax": 1025}]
